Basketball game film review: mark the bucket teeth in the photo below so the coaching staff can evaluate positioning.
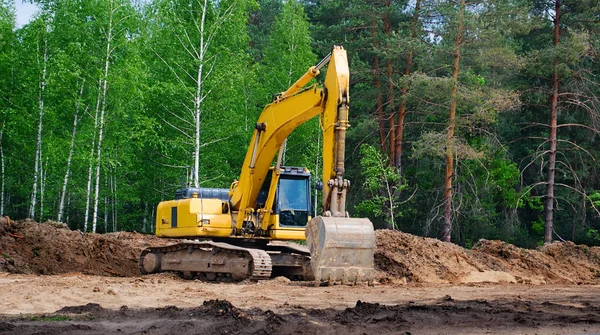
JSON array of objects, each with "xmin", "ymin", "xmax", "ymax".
[{"xmin": 306, "ymin": 216, "xmax": 375, "ymax": 286}]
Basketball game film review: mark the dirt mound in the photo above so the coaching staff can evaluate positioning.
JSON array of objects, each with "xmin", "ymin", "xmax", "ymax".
[
  {"xmin": 3, "ymin": 218, "xmax": 600, "ymax": 286},
  {"xmin": 375, "ymin": 229, "xmax": 600, "ymax": 285},
  {"xmin": 335, "ymin": 300, "xmax": 405, "ymax": 325},
  {"xmin": 0, "ymin": 218, "xmax": 175, "ymax": 277},
  {"xmin": 56, "ymin": 303, "xmax": 105, "ymax": 314},
  {"xmin": 198, "ymin": 299, "xmax": 250, "ymax": 320},
  {"xmin": 375, "ymin": 229, "xmax": 477, "ymax": 284}
]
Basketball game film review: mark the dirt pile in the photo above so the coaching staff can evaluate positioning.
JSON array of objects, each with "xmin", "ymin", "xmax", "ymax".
[
  {"xmin": 375, "ymin": 229, "xmax": 600, "ymax": 285},
  {"xmin": 0, "ymin": 218, "xmax": 175, "ymax": 276},
  {"xmin": 3, "ymin": 218, "xmax": 600, "ymax": 285}
]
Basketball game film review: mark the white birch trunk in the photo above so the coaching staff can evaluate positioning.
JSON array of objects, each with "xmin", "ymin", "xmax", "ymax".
[
  {"xmin": 58, "ymin": 80, "xmax": 84, "ymax": 222},
  {"xmin": 84, "ymin": 81, "xmax": 103, "ymax": 231},
  {"xmin": 40, "ymin": 155, "xmax": 47, "ymax": 221},
  {"xmin": 104, "ymin": 171, "xmax": 108, "ymax": 232},
  {"xmin": 29, "ymin": 31, "xmax": 48, "ymax": 219},
  {"xmin": 92, "ymin": 1, "xmax": 115, "ymax": 233},
  {"xmin": 158, "ymin": 0, "xmax": 236, "ymax": 188},
  {"xmin": 110, "ymin": 172, "xmax": 115, "ymax": 232},
  {"xmin": 66, "ymin": 193, "xmax": 71, "ymax": 226},
  {"xmin": 112, "ymin": 172, "xmax": 117, "ymax": 232},
  {"xmin": 192, "ymin": 0, "xmax": 209, "ymax": 188},
  {"xmin": 151, "ymin": 207, "xmax": 155, "ymax": 233},
  {"xmin": 143, "ymin": 202, "xmax": 148, "ymax": 233}
]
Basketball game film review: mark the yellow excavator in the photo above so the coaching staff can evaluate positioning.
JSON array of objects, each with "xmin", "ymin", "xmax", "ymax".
[{"xmin": 139, "ymin": 46, "xmax": 374, "ymax": 285}]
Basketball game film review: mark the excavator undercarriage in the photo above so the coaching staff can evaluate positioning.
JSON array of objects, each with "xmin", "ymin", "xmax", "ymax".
[{"xmin": 139, "ymin": 240, "xmax": 314, "ymax": 282}]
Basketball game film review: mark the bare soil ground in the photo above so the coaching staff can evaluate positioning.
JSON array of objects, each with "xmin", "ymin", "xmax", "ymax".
[{"xmin": 1, "ymin": 218, "xmax": 600, "ymax": 334}]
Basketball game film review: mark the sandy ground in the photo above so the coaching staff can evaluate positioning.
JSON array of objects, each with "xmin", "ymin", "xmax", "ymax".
[
  {"xmin": 3, "ymin": 220, "xmax": 600, "ymax": 334},
  {"xmin": 1, "ymin": 273, "xmax": 600, "ymax": 334}
]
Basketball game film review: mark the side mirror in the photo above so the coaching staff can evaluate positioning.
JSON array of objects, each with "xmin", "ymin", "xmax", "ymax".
[{"xmin": 315, "ymin": 181, "xmax": 323, "ymax": 191}]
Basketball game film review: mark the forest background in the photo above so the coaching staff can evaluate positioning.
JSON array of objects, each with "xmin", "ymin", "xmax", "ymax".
[{"xmin": 1, "ymin": 0, "xmax": 599, "ymax": 248}]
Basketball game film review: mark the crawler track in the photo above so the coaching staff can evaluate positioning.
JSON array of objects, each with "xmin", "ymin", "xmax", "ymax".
[{"xmin": 139, "ymin": 241, "xmax": 272, "ymax": 281}]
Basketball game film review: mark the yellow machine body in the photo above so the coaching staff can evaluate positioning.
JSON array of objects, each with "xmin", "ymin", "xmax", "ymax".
[{"xmin": 155, "ymin": 197, "xmax": 306, "ymax": 241}]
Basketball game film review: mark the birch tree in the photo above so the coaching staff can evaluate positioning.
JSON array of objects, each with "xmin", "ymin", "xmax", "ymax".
[
  {"xmin": 82, "ymin": 79, "xmax": 105, "ymax": 230},
  {"xmin": 57, "ymin": 80, "xmax": 85, "ymax": 223},
  {"xmin": 91, "ymin": 0, "xmax": 116, "ymax": 233},
  {"xmin": 28, "ymin": 18, "xmax": 50, "ymax": 220},
  {"xmin": 90, "ymin": 0, "xmax": 141, "ymax": 233},
  {"xmin": 0, "ymin": 2, "xmax": 15, "ymax": 217},
  {"xmin": 147, "ymin": 0, "xmax": 256, "ymax": 190}
]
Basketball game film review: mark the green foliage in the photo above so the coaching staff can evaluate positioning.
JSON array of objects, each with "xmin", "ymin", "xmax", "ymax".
[
  {"xmin": 519, "ymin": 195, "xmax": 544, "ymax": 211},
  {"xmin": 1, "ymin": 0, "xmax": 599, "ymax": 248},
  {"xmin": 489, "ymin": 158, "xmax": 521, "ymax": 208},
  {"xmin": 531, "ymin": 217, "xmax": 544, "ymax": 235},
  {"xmin": 590, "ymin": 193, "xmax": 600, "ymax": 207},
  {"xmin": 585, "ymin": 229, "xmax": 600, "ymax": 242},
  {"xmin": 355, "ymin": 144, "xmax": 403, "ymax": 228}
]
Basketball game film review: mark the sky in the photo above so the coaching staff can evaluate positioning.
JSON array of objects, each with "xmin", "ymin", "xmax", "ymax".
[{"xmin": 14, "ymin": 0, "xmax": 39, "ymax": 28}]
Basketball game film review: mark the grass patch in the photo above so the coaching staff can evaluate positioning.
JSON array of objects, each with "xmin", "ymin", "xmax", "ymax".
[{"xmin": 30, "ymin": 315, "xmax": 70, "ymax": 322}]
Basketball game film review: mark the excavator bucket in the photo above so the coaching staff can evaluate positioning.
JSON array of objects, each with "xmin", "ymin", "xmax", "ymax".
[{"xmin": 305, "ymin": 216, "xmax": 375, "ymax": 286}]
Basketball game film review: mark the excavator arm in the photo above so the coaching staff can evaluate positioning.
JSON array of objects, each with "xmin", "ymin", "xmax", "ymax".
[
  {"xmin": 229, "ymin": 87, "xmax": 323, "ymax": 228},
  {"xmin": 230, "ymin": 46, "xmax": 350, "ymax": 227}
]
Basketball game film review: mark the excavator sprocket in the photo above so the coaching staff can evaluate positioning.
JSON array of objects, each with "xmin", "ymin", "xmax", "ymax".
[
  {"xmin": 139, "ymin": 241, "xmax": 272, "ymax": 281},
  {"xmin": 305, "ymin": 216, "xmax": 375, "ymax": 286}
]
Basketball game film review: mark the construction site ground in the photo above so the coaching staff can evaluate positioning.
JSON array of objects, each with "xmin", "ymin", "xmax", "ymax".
[{"xmin": 1, "ymin": 218, "xmax": 600, "ymax": 334}]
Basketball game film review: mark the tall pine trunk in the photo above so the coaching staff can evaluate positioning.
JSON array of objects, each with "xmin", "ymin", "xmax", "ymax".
[
  {"xmin": 544, "ymin": 0, "xmax": 561, "ymax": 244},
  {"xmin": 373, "ymin": 25, "xmax": 386, "ymax": 154},
  {"xmin": 442, "ymin": 0, "xmax": 465, "ymax": 242},
  {"xmin": 394, "ymin": 0, "xmax": 421, "ymax": 171},
  {"xmin": 384, "ymin": 0, "xmax": 395, "ymax": 166}
]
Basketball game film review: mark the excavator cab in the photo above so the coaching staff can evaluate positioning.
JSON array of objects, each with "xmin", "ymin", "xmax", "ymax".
[
  {"xmin": 275, "ymin": 168, "xmax": 311, "ymax": 227},
  {"xmin": 256, "ymin": 166, "xmax": 312, "ymax": 231}
]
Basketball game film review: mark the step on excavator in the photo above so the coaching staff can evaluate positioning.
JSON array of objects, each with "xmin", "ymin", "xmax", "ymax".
[{"xmin": 139, "ymin": 46, "xmax": 375, "ymax": 286}]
